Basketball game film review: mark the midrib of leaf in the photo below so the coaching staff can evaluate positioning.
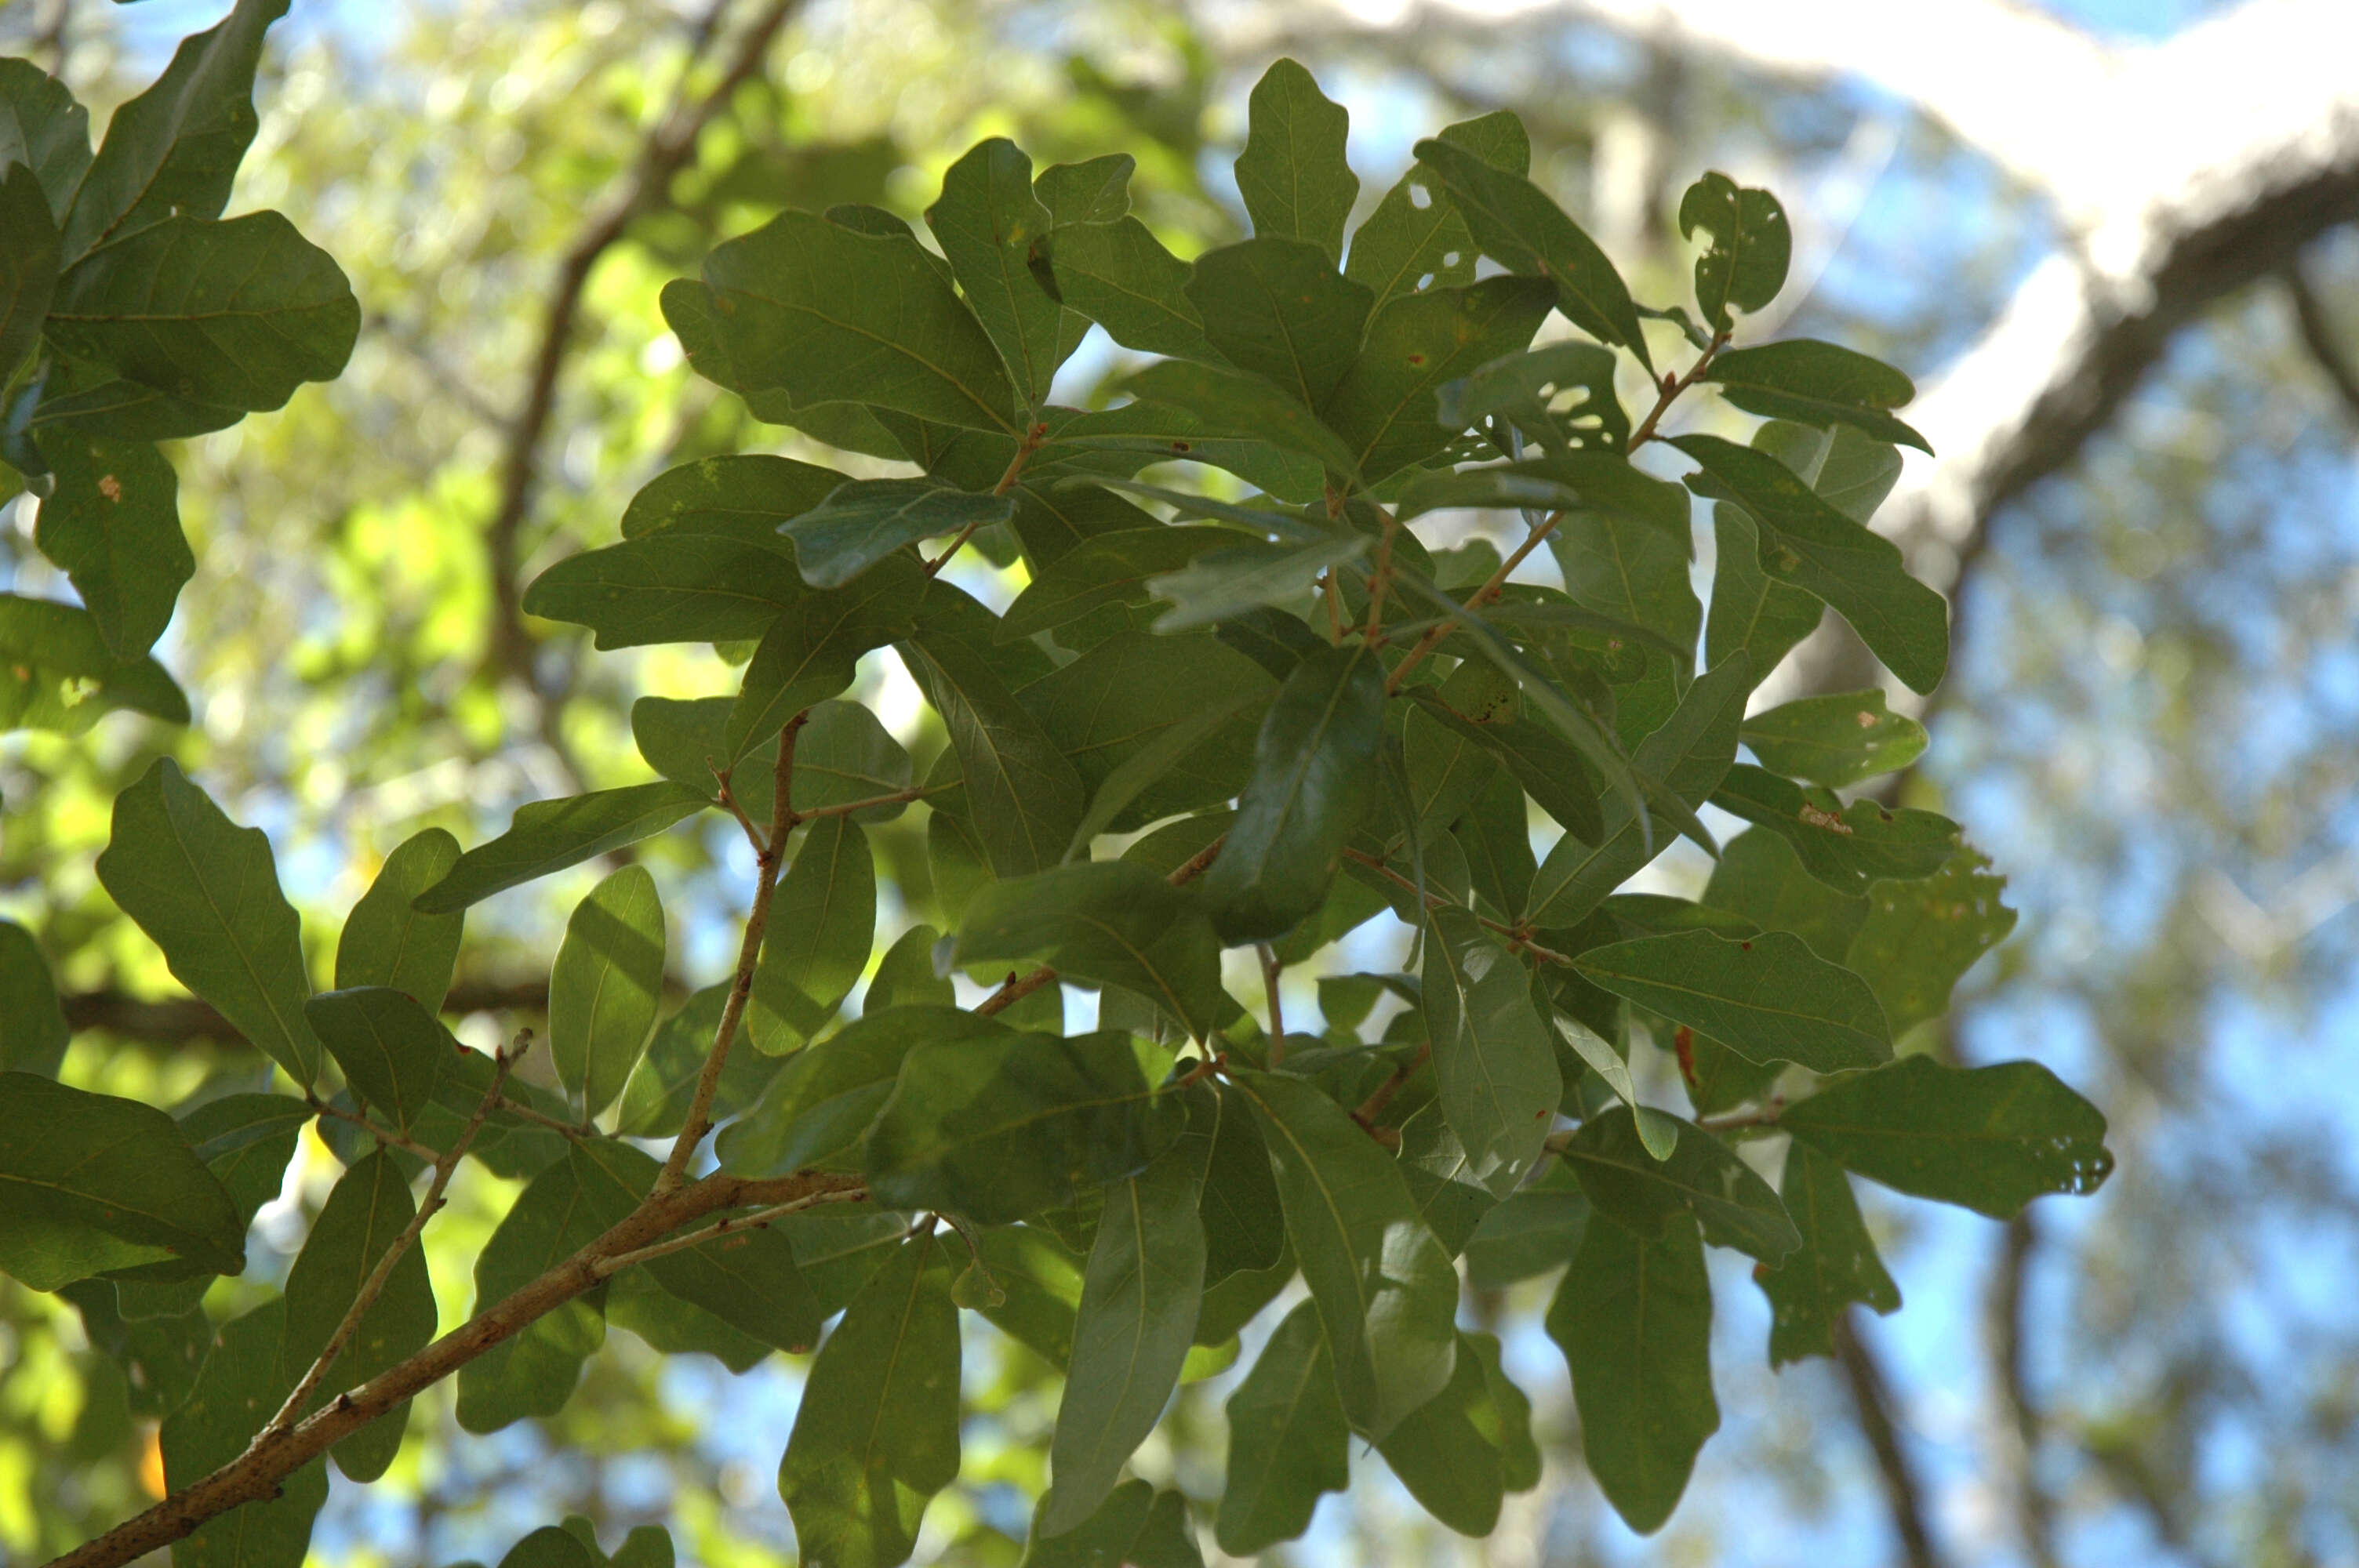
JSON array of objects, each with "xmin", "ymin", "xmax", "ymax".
[
  {"xmin": 737, "ymin": 289, "xmax": 1016, "ymax": 437},
  {"xmin": 856, "ymin": 1245, "xmax": 932, "ymax": 1480},
  {"xmin": 1234, "ymin": 1079, "xmax": 1376, "ymax": 1356},
  {"xmin": 165, "ymin": 789, "xmax": 310, "ymax": 1077},
  {"xmin": 1070, "ymin": 910, "xmax": 1191, "ymax": 1032}
]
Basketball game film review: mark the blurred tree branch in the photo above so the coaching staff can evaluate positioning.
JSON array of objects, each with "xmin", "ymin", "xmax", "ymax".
[
  {"xmin": 1833, "ymin": 1310, "xmax": 1950, "ymax": 1568},
  {"xmin": 2281, "ymin": 260, "xmax": 2359, "ymax": 426},
  {"xmin": 482, "ymin": 0, "xmax": 802, "ymax": 782}
]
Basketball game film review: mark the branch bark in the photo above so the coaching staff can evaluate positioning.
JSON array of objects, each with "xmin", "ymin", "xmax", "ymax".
[
  {"xmin": 2282, "ymin": 259, "xmax": 2359, "ymax": 426},
  {"xmin": 1833, "ymin": 1309, "xmax": 1951, "ymax": 1568}
]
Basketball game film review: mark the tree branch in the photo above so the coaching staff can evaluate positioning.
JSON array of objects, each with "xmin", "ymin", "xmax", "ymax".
[
  {"xmin": 483, "ymin": 0, "xmax": 801, "ymax": 711},
  {"xmin": 45, "ymin": 1166, "xmax": 864, "ymax": 1568},
  {"xmin": 2281, "ymin": 258, "xmax": 2359, "ymax": 426},
  {"xmin": 1833, "ymin": 1308, "xmax": 1951, "ymax": 1568}
]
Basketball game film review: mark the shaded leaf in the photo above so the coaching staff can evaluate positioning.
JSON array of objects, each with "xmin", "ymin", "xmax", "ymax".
[
  {"xmin": 865, "ymin": 1032, "xmax": 1187, "ymax": 1225},
  {"xmin": 1434, "ymin": 340, "xmax": 1628, "ymax": 459},
  {"xmin": 1187, "ymin": 238, "xmax": 1371, "ymax": 408},
  {"xmin": 1234, "ymin": 60, "xmax": 1358, "ymax": 265},
  {"xmin": 1464, "ymin": 1181, "xmax": 1590, "ymax": 1289},
  {"xmin": 954, "ymin": 862, "xmax": 1227, "ymax": 1040},
  {"xmin": 414, "ymin": 783, "xmax": 709, "ymax": 913},
  {"xmin": 1844, "ymin": 848, "xmax": 2017, "ymax": 1035},
  {"xmin": 900, "ymin": 629, "xmax": 1085, "ymax": 878},
  {"xmin": 0, "ymin": 920, "xmax": 68, "ymax": 1078},
  {"xmin": 46, "ymin": 212, "xmax": 358, "ymax": 412},
  {"xmin": 161, "ymin": 1298, "xmax": 328, "ymax": 1568},
  {"xmin": 1121, "ymin": 358, "xmax": 1364, "ymax": 483},
  {"xmin": 1346, "ymin": 109, "xmax": 1528, "ymax": 308},
  {"xmin": 1229, "ymin": 1068, "xmax": 1459, "ymax": 1439},
  {"xmin": 1739, "ymin": 688, "xmax": 1926, "ymax": 788},
  {"xmin": 780, "ymin": 481, "xmax": 1012, "ymax": 591},
  {"xmin": 522, "ymin": 531, "xmax": 809, "ymax": 649},
  {"xmin": 1701, "ymin": 827, "xmax": 1866, "ymax": 963},
  {"xmin": 1574, "ymin": 928, "xmax": 1891, "ymax": 1074},
  {"xmin": 335, "ymin": 828, "xmax": 463, "ymax": 1011},
  {"xmin": 549, "ymin": 866, "xmax": 666, "ymax": 1120},
  {"xmin": 776, "ymin": 1235, "xmax": 961, "ymax": 1568},
  {"xmin": 96, "ymin": 758, "xmax": 319, "ymax": 1084},
  {"xmin": 1559, "ymin": 1105, "xmax": 1799, "ymax": 1264},
  {"xmin": 1710, "ymin": 763, "xmax": 1961, "ymax": 895},
  {"xmin": 1324, "ymin": 277, "xmax": 1556, "ymax": 482},
  {"xmin": 1780, "ymin": 1056, "xmax": 2113, "ymax": 1219},
  {"xmin": 1705, "ymin": 339, "xmax": 1930, "ymax": 453},
  {"xmin": 1026, "ymin": 1481, "xmax": 1202, "ymax": 1568},
  {"xmin": 925, "ymin": 137, "xmax": 1078, "ymax": 409},
  {"xmin": 456, "ymin": 1145, "xmax": 633, "ymax": 1432},
  {"xmin": 1757, "ymin": 1142, "xmax": 1899, "ymax": 1367},
  {"xmin": 304, "ymin": 987, "xmax": 454, "ymax": 1133},
  {"xmin": 749, "ymin": 816, "xmax": 874, "ymax": 1055},
  {"xmin": 719, "ymin": 1007, "xmax": 1010, "ymax": 1180},
  {"xmin": 1000, "ymin": 524, "xmax": 1239, "ymax": 637},
  {"xmin": 0, "ymin": 160, "xmax": 61, "ymax": 390},
  {"xmin": 1422, "ymin": 906, "xmax": 1560, "ymax": 1196},
  {"xmin": 1677, "ymin": 172, "xmax": 1790, "ymax": 331},
  {"xmin": 620, "ymin": 452, "xmax": 848, "ymax": 540},
  {"xmin": 1545, "ymin": 1212, "xmax": 1717, "ymax": 1534},
  {"xmin": 722, "ymin": 558, "xmax": 926, "ymax": 761},
  {"xmin": 1376, "ymin": 1330, "xmax": 1529, "ymax": 1537},
  {"xmin": 1214, "ymin": 1300, "xmax": 1350, "ymax": 1555},
  {"xmin": 0, "ymin": 1073, "xmax": 244, "ymax": 1289},
  {"xmin": 1033, "ymin": 216, "xmax": 1213, "ymax": 361},
  {"xmin": 0, "ymin": 60, "xmax": 92, "ymax": 222}
]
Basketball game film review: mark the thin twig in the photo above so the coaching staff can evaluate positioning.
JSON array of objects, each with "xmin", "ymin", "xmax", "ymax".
[
  {"xmin": 1384, "ymin": 510, "xmax": 1563, "ymax": 694},
  {"xmin": 1350, "ymin": 1040, "xmax": 1429, "ymax": 1144},
  {"xmin": 927, "ymin": 422, "xmax": 1049, "ymax": 576},
  {"xmin": 265, "ymin": 1034, "xmax": 528, "ymax": 1439},
  {"xmin": 1362, "ymin": 503, "xmax": 1400, "ymax": 646},
  {"xmin": 1626, "ymin": 329, "xmax": 1730, "ymax": 450},
  {"xmin": 1834, "ymin": 1310, "xmax": 1951, "ymax": 1568},
  {"xmin": 656, "ymin": 713, "xmax": 805, "ymax": 1192},
  {"xmin": 1696, "ymin": 1098, "xmax": 1785, "ymax": 1133},
  {"xmin": 305, "ymin": 1096, "xmax": 442, "ymax": 1163},
  {"xmin": 711, "ymin": 764, "xmax": 769, "ymax": 855},
  {"xmin": 1258, "ymin": 944, "xmax": 1288, "ymax": 1062}
]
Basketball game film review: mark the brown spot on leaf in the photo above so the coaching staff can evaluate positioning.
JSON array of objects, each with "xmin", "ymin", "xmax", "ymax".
[
  {"xmin": 98, "ymin": 475, "xmax": 122, "ymax": 502},
  {"xmin": 1797, "ymin": 802, "xmax": 1853, "ymax": 835}
]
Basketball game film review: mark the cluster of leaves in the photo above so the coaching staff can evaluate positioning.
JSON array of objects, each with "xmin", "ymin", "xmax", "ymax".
[
  {"xmin": 1, "ymin": 34, "xmax": 2117, "ymax": 1568},
  {"xmin": 0, "ymin": 0, "xmax": 358, "ymax": 738}
]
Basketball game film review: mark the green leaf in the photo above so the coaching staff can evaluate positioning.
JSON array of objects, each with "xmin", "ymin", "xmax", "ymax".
[
  {"xmin": 1228, "ymin": 1068, "xmax": 1459, "ymax": 1439},
  {"xmin": 971, "ymin": 1223, "xmax": 1087, "ymax": 1367},
  {"xmin": 161, "ymin": 1298, "xmax": 329, "ymax": 1568},
  {"xmin": 865, "ymin": 1032, "xmax": 1187, "ymax": 1225},
  {"xmin": 1677, "ymin": 172, "xmax": 1790, "ymax": 331},
  {"xmin": 45, "ymin": 211, "xmax": 358, "ymax": 411},
  {"xmin": 1198, "ymin": 1084, "xmax": 1285, "ymax": 1283},
  {"xmin": 0, "ymin": 1073, "xmax": 245, "ymax": 1289},
  {"xmin": 574, "ymin": 1142, "xmax": 823, "ymax": 1356},
  {"xmin": 620, "ymin": 452, "xmax": 848, "ymax": 541},
  {"xmin": 0, "ymin": 598, "xmax": 188, "ymax": 730},
  {"xmin": 954, "ymin": 862, "xmax": 1227, "ymax": 1041},
  {"xmin": 1545, "ymin": 1212, "xmax": 1717, "ymax": 1534},
  {"xmin": 1739, "ymin": 688, "xmax": 1926, "ymax": 787},
  {"xmin": 58, "ymin": 0, "xmax": 284, "ymax": 259},
  {"xmin": 1027, "ymin": 1481, "xmax": 1203, "ymax": 1568},
  {"xmin": 1757, "ymin": 417, "xmax": 1903, "ymax": 522},
  {"xmin": 1346, "ymin": 109, "xmax": 1529, "ymax": 309},
  {"xmin": 1780, "ymin": 1056, "xmax": 2114, "ymax": 1218},
  {"xmin": 1844, "ymin": 848, "xmax": 2017, "ymax": 1035},
  {"xmin": 682, "ymin": 209, "xmax": 1019, "ymax": 434},
  {"xmin": 1422, "ymin": 906, "xmax": 1560, "ymax": 1196},
  {"xmin": 1391, "ymin": 465, "xmax": 1583, "ymax": 522},
  {"xmin": 414, "ymin": 782, "xmax": 708, "ymax": 912},
  {"xmin": 96, "ymin": 758, "xmax": 320, "ymax": 1085},
  {"xmin": 900, "ymin": 629, "xmax": 1086, "ymax": 878},
  {"xmin": 1120, "ymin": 358, "xmax": 1365, "ymax": 484},
  {"xmin": 1186, "ymin": 238, "xmax": 1372, "ymax": 408},
  {"xmin": 723, "ymin": 557, "xmax": 926, "ymax": 759},
  {"xmin": 548, "ymin": 866, "xmax": 666, "ymax": 1120},
  {"xmin": 1375, "ymin": 1329, "xmax": 1532, "ymax": 1536},
  {"xmin": 780, "ymin": 481, "xmax": 1012, "ymax": 591},
  {"xmin": 1000, "ymin": 524, "xmax": 1240, "ymax": 637},
  {"xmin": 1434, "ymin": 340, "xmax": 1630, "ymax": 459},
  {"xmin": 1553, "ymin": 478, "xmax": 1702, "ymax": 741},
  {"xmin": 1403, "ymin": 686, "xmax": 1604, "ymax": 848},
  {"xmin": 0, "ymin": 60, "xmax": 92, "ymax": 222},
  {"xmin": 1559, "ymin": 1105, "xmax": 1799, "ymax": 1265},
  {"xmin": 1671, "ymin": 433, "xmax": 1946, "ymax": 693},
  {"xmin": 1234, "ymin": 60, "xmax": 1358, "ymax": 265},
  {"xmin": 1536, "ymin": 983, "xmax": 1678, "ymax": 1157},
  {"xmin": 1213, "ymin": 1300, "xmax": 1350, "ymax": 1555},
  {"xmin": 1201, "ymin": 642, "xmax": 1386, "ymax": 944},
  {"xmin": 1709, "ymin": 763, "xmax": 1962, "ymax": 895},
  {"xmin": 1042, "ymin": 1111, "xmax": 1213, "ymax": 1533},
  {"xmin": 1464, "ymin": 1182, "xmax": 1590, "ymax": 1289},
  {"xmin": 616, "ymin": 985, "xmax": 769, "ymax": 1142},
  {"xmin": 776, "ymin": 1210, "xmax": 916, "ymax": 1318},
  {"xmin": 1146, "ymin": 534, "xmax": 1366, "ymax": 632},
  {"xmin": 1032, "ymin": 216, "xmax": 1214, "ymax": 361},
  {"xmin": 496, "ymin": 1528, "xmax": 595, "ymax": 1568},
  {"xmin": 176, "ymin": 1094, "xmax": 311, "ymax": 1234},
  {"xmin": 0, "ymin": 162, "xmax": 60, "ymax": 388},
  {"xmin": 280, "ymin": 1149, "xmax": 436, "ymax": 1481},
  {"xmin": 333, "ymin": 829, "xmax": 464, "ymax": 1013},
  {"xmin": 1412, "ymin": 137, "xmax": 1651, "ymax": 368},
  {"xmin": 456, "ymin": 1144, "xmax": 634, "ymax": 1432},
  {"xmin": 869, "ymin": 924, "xmax": 954, "ymax": 1011},
  {"xmin": 1702, "ymin": 828, "xmax": 1866, "ymax": 963},
  {"xmin": 721, "ymin": 1007, "xmax": 1009, "ymax": 1181},
  {"xmin": 1704, "ymin": 340, "xmax": 1930, "ymax": 452},
  {"xmin": 925, "ymin": 137, "xmax": 1078, "ymax": 409},
  {"xmin": 1575, "ymin": 928, "xmax": 1891, "ymax": 1075},
  {"xmin": 1523, "ymin": 652, "xmax": 1750, "ymax": 927},
  {"xmin": 793, "ymin": 700, "xmax": 918, "ymax": 821},
  {"xmin": 1035, "ymin": 154, "xmax": 1135, "ymax": 226},
  {"xmin": 1454, "ymin": 764, "xmax": 1539, "ymax": 921},
  {"xmin": 749, "ymin": 816, "xmax": 875, "ymax": 1055},
  {"xmin": 776, "ymin": 1234, "xmax": 961, "ymax": 1568},
  {"xmin": 1323, "ymin": 277, "xmax": 1556, "ymax": 482},
  {"xmin": 0, "ymin": 920, "xmax": 68, "ymax": 1078},
  {"xmin": 522, "ymin": 531, "xmax": 810, "ymax": 649},
  {"xmin": 1060, "ymin": 683, "xmax": 1267, "ymax": 856},
  {"xmin": 1758, "ymin": 1142, "xmax": 1899, "ymax": 1367},
  {"xmin": 304, "ymin": 987, "xmax": 453, "ymax": 1133}
]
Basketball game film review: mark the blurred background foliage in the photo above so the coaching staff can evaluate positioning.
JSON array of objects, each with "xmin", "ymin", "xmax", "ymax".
[{"xmin": 2, "ymin": 0, "xmax": 2357, "ymax": 1565}]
